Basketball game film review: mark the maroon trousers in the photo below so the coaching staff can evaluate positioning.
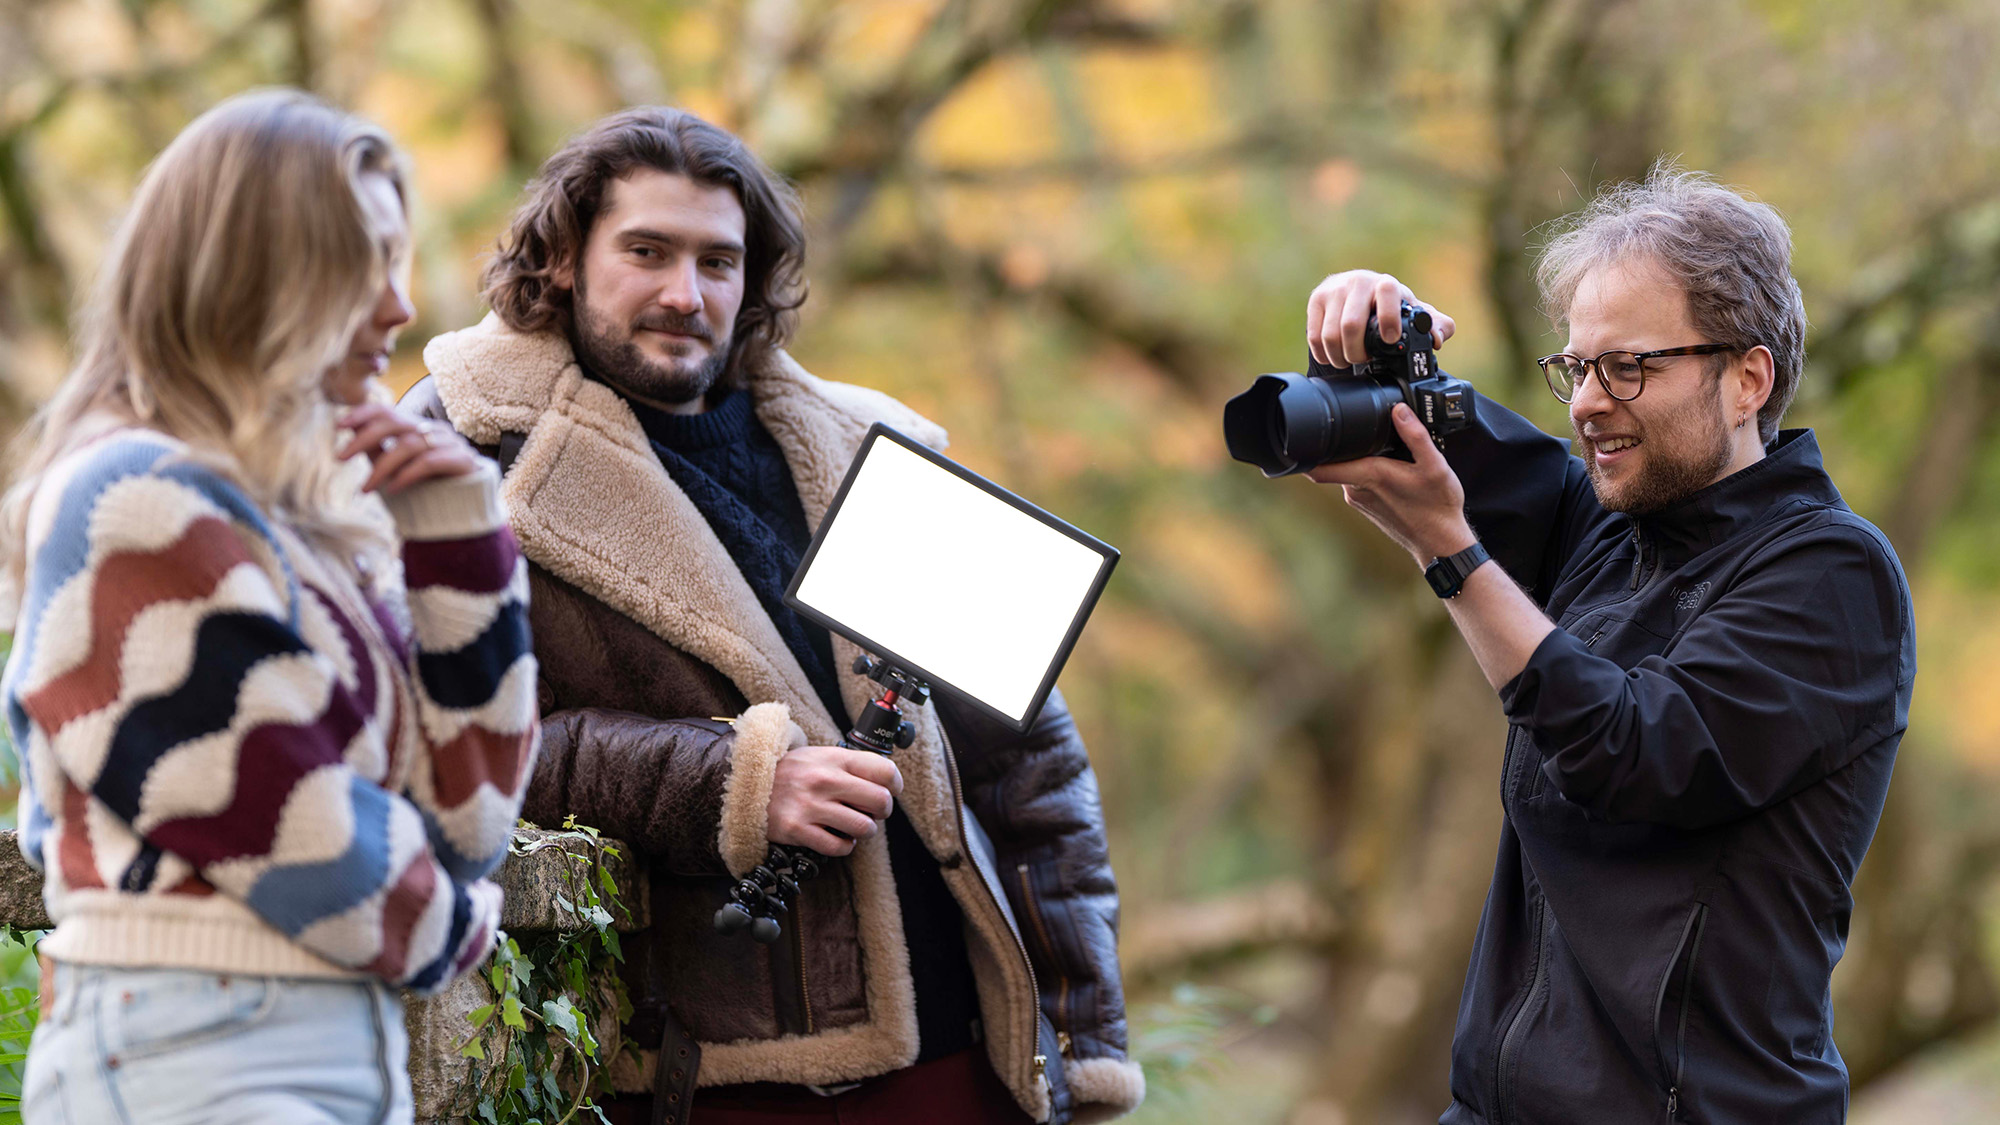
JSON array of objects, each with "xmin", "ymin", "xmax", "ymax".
[{"xmin": 600, "ymin": 1048, "xmax": 1035, "ymax": 1125}]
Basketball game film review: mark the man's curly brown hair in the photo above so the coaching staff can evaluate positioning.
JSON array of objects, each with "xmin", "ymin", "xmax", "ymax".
[{"xmin": 481, "ymin": 107, "xmax": 807, "ymax": 382}]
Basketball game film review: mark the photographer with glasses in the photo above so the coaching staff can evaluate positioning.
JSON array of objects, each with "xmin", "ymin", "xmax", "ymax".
[{"xmin": 1303, "ymin": 167, "xmax": 1913, "ymax": 1124}]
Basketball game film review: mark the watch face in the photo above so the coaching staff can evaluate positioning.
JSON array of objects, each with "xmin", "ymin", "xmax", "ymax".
[
  {"xmin": 1426, "ymin": 560, "xmax": 1457, "ymax": 597},
  {"xmin": 1426, "ymin": 544, "xmax": 1484, "ymax": 598}
]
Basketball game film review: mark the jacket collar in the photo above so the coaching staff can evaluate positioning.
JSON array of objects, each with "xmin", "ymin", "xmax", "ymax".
[
  {"xmin": 420, "ymin": 313, "xmax": 949, "ymax": 745},
  {"xmin": 1633, "ymin": 429, "xmax": 1844, "ymax": 569}
]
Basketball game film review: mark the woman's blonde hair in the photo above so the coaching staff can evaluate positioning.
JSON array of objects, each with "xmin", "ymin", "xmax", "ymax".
[{"xmin": 2, "ymin": 88, "xmax": 409, "ymax": 601}]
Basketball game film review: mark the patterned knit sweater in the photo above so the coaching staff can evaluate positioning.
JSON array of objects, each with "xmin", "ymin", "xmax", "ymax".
[{"xmin": 2, "ymin": 430, "xmax": 538, "ymax": 993}]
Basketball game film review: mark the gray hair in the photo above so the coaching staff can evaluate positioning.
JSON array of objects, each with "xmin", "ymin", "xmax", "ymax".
[{"xmin": 1535, "ymin": 163, "xmax": 1808, "ymax": 444}]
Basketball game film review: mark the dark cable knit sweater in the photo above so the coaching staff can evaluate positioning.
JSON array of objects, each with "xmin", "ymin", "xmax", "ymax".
[{"xmin": 625, "ymin": 386, "xmax": 983, "ymax": 1066}]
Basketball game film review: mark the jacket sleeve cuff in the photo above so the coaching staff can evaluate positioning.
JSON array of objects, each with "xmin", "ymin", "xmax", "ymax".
[
  {"xmin": 380, "ymin": 460, "xmax": 507, "ymax": 542},
  {"xmin": 716, "ymin": 702, "xmax": 807, "ymax": 878},
  {"xmin": 1498, "ymin": 627, "xmax": 1592, "ymax": 720},
  {"xmin": 1068, "ymin": 1057, "xmax": 1146, "ymax": 1123}
]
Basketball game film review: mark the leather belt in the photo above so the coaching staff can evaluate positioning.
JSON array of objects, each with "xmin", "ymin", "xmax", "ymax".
[{"xmin": 649, "ymin": 1005, "xmax": 702, "ymax": 1125}]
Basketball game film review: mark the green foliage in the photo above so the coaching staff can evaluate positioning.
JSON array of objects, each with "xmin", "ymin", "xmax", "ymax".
[
  {"xmin": 1129, "ymin": 981, "xmax": 1279, "ymax": 1107},
  {"xmin": 0, "ymin": 927, "xmax": 41, "ymax": 1125},
  {"xmin": 461, "ymin": 819, "xmax": 631, "ymax": 1125}
]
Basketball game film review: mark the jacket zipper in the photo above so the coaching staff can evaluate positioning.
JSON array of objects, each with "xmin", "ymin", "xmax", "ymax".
[
  {"xmin": 939, "ymin": 726, "xmax": 1050, "ymax": 1105},
  {"xmin": 1662, "ymin": 905, "xmax": 1708, "ymax": 1122},
  {"xmin": 791, "ymin": 895, "xmax": 815, "ymax": 1034},
  {"xmin": 1494, "ymin": 897, "xmax": 1549, "ymax": 1124},
  {"xmin": 1017, "ymin": 863, "xmax": 1071, "ymax": 1054},
  {"xmin": 1629, "ymin": 526, "xmax": 1659, "ymax": 590}
]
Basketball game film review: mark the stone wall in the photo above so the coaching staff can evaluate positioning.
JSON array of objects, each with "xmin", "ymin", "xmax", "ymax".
[{"xmin": 0, "ymin": 828, "xmax": 647, "ymax": 1124}]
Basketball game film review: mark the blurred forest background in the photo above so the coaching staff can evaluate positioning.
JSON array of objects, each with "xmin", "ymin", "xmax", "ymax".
[{"xmin": 5, "ymin": 0, "xmax": 2000, "ymax": 1121}]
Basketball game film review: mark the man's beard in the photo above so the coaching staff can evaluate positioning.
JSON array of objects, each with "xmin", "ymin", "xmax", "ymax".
[
  {"xmin": 1576, "ymin": 381, "xmax": 1734, "ymax": 516},
  {"xmin": 570, "ymin": 273, "xmax": 733, "ymax": 406}
]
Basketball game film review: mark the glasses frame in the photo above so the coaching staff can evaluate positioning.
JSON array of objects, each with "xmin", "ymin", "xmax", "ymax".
[{"xmin": 1538, "ymin": 343, "xmax": 1736, "ymax": 404}]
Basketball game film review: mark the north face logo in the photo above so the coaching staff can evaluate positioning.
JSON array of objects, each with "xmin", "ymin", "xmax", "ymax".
[{"xmin": 1675, "ymin": 582, "xmax": 1712, "ymax": 613}]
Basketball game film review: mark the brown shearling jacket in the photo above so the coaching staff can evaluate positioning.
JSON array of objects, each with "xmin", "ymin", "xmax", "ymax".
[{"xmin": 404, "ymin": 315, "xmax": 1143, "ymax": 1124}]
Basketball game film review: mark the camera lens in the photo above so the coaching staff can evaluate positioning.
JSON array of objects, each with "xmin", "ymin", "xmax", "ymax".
[{"xmin": 1223, "ymin": 368, "xmax": 1404, "ymax": 476}]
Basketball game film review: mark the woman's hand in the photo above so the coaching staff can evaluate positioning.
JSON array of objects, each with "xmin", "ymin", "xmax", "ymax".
[{"xmin": 336, "ymin": 403, "xmax": 481, "ymax": 494}]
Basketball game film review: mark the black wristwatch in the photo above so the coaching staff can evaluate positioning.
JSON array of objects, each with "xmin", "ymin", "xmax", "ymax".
[{"xmin": 1424, "ymin": 541, "xmax": 1491, "ymax": 599}]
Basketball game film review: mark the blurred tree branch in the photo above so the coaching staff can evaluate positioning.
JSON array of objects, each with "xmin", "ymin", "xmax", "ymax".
[
  {"xmin": 782, "ymin": 0, "xmax": 1189, "ymax": 239},
  {"xmin": 469, "ymin": 0, "xmax": 540, "ymax": 172},
  {"xmin": 1480, "ymin": 0, "xmax": 1650, "ymax": 394},
  {"xmin": 280, "ymin": 0, "xmax": 320, "ymax": 91},
  {"xmin": 916, "ymin": 120, "xmax": 1472, "ymax": 192},
  {"xmin": 834, "ymin": 239, "xmax": 1225, "ymax": 396},
  {"xmin": 1123, "ymin": 879, "xmax": 1340, "ymax": 986},
  {"xmin": 1791, "ymin": 195, "xmax": 2000, "ymax": 1090}
]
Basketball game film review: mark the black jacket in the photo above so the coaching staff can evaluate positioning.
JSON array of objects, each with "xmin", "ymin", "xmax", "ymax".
[{"xmin": 1437, "ymin": 395, "xmax": 1915, "ymax": 1125}]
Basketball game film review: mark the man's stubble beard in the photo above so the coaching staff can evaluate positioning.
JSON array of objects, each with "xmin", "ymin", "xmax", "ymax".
[
  {"xmin": 569, "ymin": 270, "xmax": 735, "ymax": 407},
  {"xmin": 1578, "ymin": 376, "xmax": 1734, "ymax": 516}
]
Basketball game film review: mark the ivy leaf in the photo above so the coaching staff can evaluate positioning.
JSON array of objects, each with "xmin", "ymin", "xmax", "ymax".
[
  {"xmin": 554, "ymin": 894, "xmax": 575, "ymax": 918},
  {"xmin": 468, "ymin": 1003, "xmax": 495, "ymax": 1030},
  {"xmin": 542, "ymin": 995, "xmax": 581, "ymax": 1039},
  {"xmin": 501, "ymin": 994, "xmax": 528, "ymax": 1030},
  {"xmin": 597, "ymin": 866, "xmax": 619, "ymax": 900},
  {"xmin": 459, "ymin": 1036, "xmax": 486, "ymax": 1061},
  {"xmin": 587, "ymin": 904, "xmax": 614, "ymax": 932},
  {"xmin": 508, "ymin": 1062, "xmax": 528, "ymax": 1091}
]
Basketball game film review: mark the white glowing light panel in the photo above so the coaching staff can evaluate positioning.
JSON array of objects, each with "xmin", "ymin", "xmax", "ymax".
[{"xmin": 786, "ymin": 425, "xmax": 1119, "ymax": 731}]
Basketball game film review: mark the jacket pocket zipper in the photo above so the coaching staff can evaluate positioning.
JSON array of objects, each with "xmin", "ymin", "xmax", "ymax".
[
  {"xmin": 1494, "ymin": 898, "xmax": 1549, "ymax": 1125},
  {"xmin": 1653, "ymin": 903, "xmax": 1707, "ymax": 1122},
  {"xmin": 938, "ymin": 726, "xmax": 1049, "ymax": 1102},
  {"xmin": 1017, "ymin": 863, "xmax": 1072, "ymax": 1056},
  {"xmin": 791, "ymin": 896, "xmax": 815, "ymax": 1035}
]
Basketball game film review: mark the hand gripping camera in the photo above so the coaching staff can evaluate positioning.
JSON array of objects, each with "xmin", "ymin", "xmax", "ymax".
[{"xmin": 1223, "ymin": 301, "xmax": 1477, "ymax": 475}]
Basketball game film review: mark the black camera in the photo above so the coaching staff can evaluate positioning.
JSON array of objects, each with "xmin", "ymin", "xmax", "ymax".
[{"xmin": 1223, "ymin": 301, "xmax": 1476, "ymax": 476}]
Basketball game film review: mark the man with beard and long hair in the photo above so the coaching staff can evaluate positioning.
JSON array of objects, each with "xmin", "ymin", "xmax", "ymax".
[
  {"xmin": 1302, "ymin": 165, "xmax": 1912, "ymax": 1124},
  {"xmin": 401, "ymin": 108, "xmax": 1143, "ymax": 1125}
]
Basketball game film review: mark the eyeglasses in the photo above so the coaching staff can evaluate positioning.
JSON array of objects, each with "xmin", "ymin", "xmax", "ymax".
[{"xmin": 1537, "ymin": 344, "xmax": 1736, "ymax": 404}]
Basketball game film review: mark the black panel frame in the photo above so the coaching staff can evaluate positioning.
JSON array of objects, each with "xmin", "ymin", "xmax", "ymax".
[{"xmin": 783, "ymin": 423, "xmax": 1119, "ymax": 732}]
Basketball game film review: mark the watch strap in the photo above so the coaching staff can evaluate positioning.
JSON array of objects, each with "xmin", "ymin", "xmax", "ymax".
[{"xmin": 1425, "ymin": 541, "xmax": 1491, "ymax": 599}]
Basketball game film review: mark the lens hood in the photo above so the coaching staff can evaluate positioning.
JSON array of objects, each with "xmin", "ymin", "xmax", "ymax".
[{"xmin": 1224, "ymin": 372, "xmax": 1326, "ymax": 477}]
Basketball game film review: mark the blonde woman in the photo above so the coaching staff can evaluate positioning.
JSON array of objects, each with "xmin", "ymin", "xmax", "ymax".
[{"xmin": 0, "ymin": 90, "xmax": 538, "ymax": 1123}]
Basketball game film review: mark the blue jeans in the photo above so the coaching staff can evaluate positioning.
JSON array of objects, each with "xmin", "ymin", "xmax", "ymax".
[{"xmin": 22, "ymin": 963, "xmax": 414, "ymax": 1125}]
